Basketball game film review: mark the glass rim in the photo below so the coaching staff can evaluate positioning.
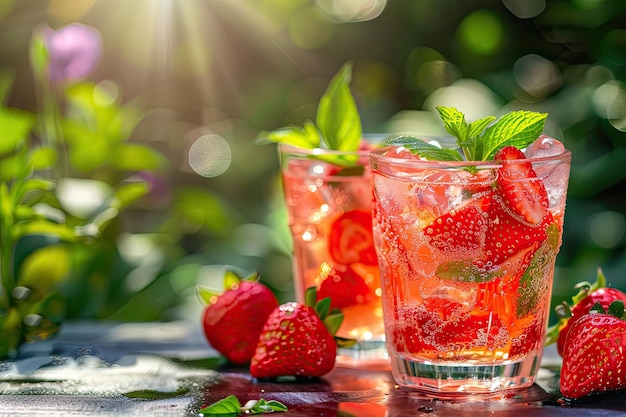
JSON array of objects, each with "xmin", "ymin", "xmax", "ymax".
[
  {"xmin": 368, "ymin": 144, "xmax": 572, "ymax": 170},
  {"xmin": 278, "ymin": 143, "xmax": 373, "ymax": 157}
]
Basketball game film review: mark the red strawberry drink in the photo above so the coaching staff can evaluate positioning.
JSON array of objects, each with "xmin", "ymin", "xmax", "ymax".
[
  {"xmin": 370, "ymin": 134, "xmax": 571, "ymax": 394},
  {"xmin": 280, "ymin": 143, "xmax": 387, "ymax": 367}
]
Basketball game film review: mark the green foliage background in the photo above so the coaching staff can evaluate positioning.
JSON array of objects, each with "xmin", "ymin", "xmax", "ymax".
[{"xmin": 0, "ymin": 0, "xmax": 625, "ymax": 342}]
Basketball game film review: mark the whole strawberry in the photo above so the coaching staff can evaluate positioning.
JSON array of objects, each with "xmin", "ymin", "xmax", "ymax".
[
  {"xmin": 198, "ymin": 269, "xmax": 278, "ymax": 365},
  {"xmin": 250, "ymin": 287, "xmax": 351, "ymax": 378},
  {"xmin": 545, "ymin": 268, "xmax": 626, "ymax": 356},
  {"xmin": 560, "ymin": 301, "xmax": 626, "ymax": 399}
]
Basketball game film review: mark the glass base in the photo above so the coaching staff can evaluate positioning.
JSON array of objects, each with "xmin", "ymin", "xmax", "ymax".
[
  {"xmin": 390, "ymin": 351, "xmax": 541, "ymax": 396},
  {"xmin": 336, "ymin": 340, "xmax": 390, "ymax": 369}
]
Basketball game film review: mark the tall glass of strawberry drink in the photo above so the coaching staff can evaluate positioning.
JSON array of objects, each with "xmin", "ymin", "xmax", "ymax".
[
  {"xmin": 279, "ymin": 143, "xmax": 388, "ymax": 367},
  {"xmin": 370, "ymin": 107, "xmax": 571, "ymax": 394}
]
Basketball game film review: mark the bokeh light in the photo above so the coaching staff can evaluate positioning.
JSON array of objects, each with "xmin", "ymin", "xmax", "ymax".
[
  {"xmin": 288, "ymin": 6, "xmax": 334, "ymax": 49},
  {"xmin": 315, "ymin": 0, "xmax": 387, "ymax": 23},
  {"xmin": 502, "ymin": 0, "xmax": 545, "ymax": 19},
  {"xmin": 457, "ymin": 9, "xmax": 504, "ymax": 56},
  {"xmin": 589, "ymin": 210, "xmax": 625, "ymax": 249},
  {"xmin": 188, "ymin": 134, "xmax": 232, "ymax": 178},
  {"xmin": 513, "ymin": 54, "xmax": 561, "ymax": 100}
]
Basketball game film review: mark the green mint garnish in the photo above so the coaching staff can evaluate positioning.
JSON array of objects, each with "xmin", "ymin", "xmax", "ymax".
[
  {"xmin": 255, "ymin": 62, "xmax": 363, "ymax": 167},
  {"xmin": 516, "ymin": 223, "xmax": 559, "ymax": 317},
  {"xmin": 386, "ymin": 106, "xmax": 547, "ymax": 161},
  {"xmin": 199, "ymin": 395, "xmax": 288, "ymax": 416}
]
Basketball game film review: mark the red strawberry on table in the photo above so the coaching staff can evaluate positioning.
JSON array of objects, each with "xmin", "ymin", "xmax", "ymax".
[
  {"xmin": 197, "ymin": 269, "xmax": 278, "ymax": 365},
  {"xmin": 545, "ymin": 268, "xmax": 626, "ymax": 356},
  {"xmin": 560, "ymin": 301, "xmax": 626, "ymax": 399},
  {"xmin": 250, "ymin": 287, "xmax": 352, "ymax": 379}
]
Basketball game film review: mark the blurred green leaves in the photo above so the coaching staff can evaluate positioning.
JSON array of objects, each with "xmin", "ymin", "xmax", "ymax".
[{"xmin": 0, "ymin": 23, "xmax": 167, "ymax": 358}]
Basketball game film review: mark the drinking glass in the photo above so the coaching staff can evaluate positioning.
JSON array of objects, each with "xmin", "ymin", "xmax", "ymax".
[
  {"xmin": 369, "ymin": 135, "xmax": 571, "ymax": 394},
  {"xmin": 279, "ymin": 143, "xmax": 388, "ymax": 367}
]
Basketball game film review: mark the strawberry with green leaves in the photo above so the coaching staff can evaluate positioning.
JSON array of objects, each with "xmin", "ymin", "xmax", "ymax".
[
  {"xmin": 197, "ymin": 269, "xmax": 278, "ymax": 365},
  {"xmin": 546, "ymin": 268, "xmax": 626, "ymax": 357},
  {"xmin": 560, "ymin": 301, "xmax": 626, "ymax": 400},
  {"xmin": 250, "ymin": 287, "xmax": 354, "ymax": 379}
]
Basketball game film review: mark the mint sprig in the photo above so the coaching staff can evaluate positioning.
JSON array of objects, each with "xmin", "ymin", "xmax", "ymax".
[
  {"xmin": 255, "ymin": 62, "xmax": 363, "ymax": 166},
  {"xmin": 199, "ymin": 395, "xmax": 288, "ymax": 416},
  {"xmin": 387, "ymin": 106, "xmax": 547, "ymax": 161}
]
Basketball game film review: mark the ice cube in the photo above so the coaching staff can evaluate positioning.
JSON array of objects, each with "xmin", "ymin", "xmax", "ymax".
[
  {"xmin": 524, "ymin": 135, "xmax": 570, "ymax": 209},
  {"xmin": 524, "ymin": 135, "xmax": 566, "ymax": 159}
]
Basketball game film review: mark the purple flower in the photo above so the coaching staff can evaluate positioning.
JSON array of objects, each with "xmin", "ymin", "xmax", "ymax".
[{"xmin": 43, "ymin": 23, "xmax": 102, "ymax": 84}]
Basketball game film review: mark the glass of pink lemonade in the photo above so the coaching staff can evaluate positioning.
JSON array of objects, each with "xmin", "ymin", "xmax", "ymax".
[
  {"xmin": 369, "ymin": 135, "xmax": 571, "ymax": 394},
  {"xmin": 279, "ymin": 143, "xmax": 388, "ymax": 367}
]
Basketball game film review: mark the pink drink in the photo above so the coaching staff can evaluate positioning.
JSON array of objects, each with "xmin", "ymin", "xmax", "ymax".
[
  {"xmin": 279, "ymin": 144, "xmax": 387, "ymax": 366},
  {"xmin": 369, "ymin": 136, "xmax": 571, "ymax": 393}
]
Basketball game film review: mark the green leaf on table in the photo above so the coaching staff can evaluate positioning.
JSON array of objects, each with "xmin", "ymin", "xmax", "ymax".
[
  {"xmin": 123, "ymin": 387, "xmax": 190, "ymax": 400},
  {"xmin": 242, "ymin": 398, "xmax": 288, "ymax": 414},
  {"xmin": 199, "ymin": 396, "xmax": 288, "ymax": 416},
  {"xmin": 199, "ymin": 395, "xmax": 241, "ymax": 416}
]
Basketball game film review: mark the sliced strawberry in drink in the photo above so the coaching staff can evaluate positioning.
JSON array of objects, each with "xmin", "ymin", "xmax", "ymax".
[
  {"xmin": 317, "ymin": 265, "xmax": 373, "ymax": 310},
  {"xmin": 424, "ymin": 192, "xmax": 493, "ymax": 253},
  {"xmin": 397, "ymin": 308, "xmax": 507, "ymax": 353},
  {"xmin": 329, "ymin": 209, "xmax": 378, "ymax": 265},
  {"xmin": 495, "ymin": 146, "xmax": 549, "ymax": 225},
  {"xmin": 482, "ymin": 194, "xmax": 551, "ymax": 269}
]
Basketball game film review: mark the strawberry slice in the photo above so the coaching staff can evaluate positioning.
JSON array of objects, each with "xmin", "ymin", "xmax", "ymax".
[
  {"xmin": 482, "ymin": 194, "xmax": 550, "ymax": 269},
  {"xmin": 424, "ymin": 193, "xmax": 492, "ymax": 253},
  {"xmin": 495, "ymin": 146, "xmax": 548, "ymax": 225},
  {"xmin": 328, "ymin": 209, "xmax": 378, "ymax": 266},
  {"xmin": 396, "ymin": 309, "xmax": 507, "ymax": 353}
]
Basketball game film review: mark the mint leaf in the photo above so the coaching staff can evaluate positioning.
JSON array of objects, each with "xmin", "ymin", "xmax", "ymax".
[
  {"xmin": 516, "ymin": 223, "xmax": 559, "ymax": 317},
  {"xmin": 254, "ymin": 121, "xmax": 320, "ymax": 148},
  {"xmin": 243, "ymin": 399, "xmax": 288, "ymax": 414},
  {"xmin": 199, "ymin": 395, "xmax": 242, "ymax": 416},
  {"xmin": 402, "ymin": 107, "xmax": 548, "ymax": 162},
  {"xmin": 436, "ymin": 106, "xmax": 469, "ymax": 143},
  {"xmin": 316, "ymin": 61, "xmax": 362, "ymax": 152},
  {"xmin": 255, "ymin": 62, "xmax": 364, "ymax": 169},
  {"xmin": 479, "ymin": 110, "xmax": 547, "ymax": 160},
  {"xmin": 199, "ymin": 396, "xmax": 288, "ymax": 416},
  {"xmin": 385, "ymin": 136, "xmax": 463, "ymax": 161},
  {"xmin": 435, "ymin": 260, "xmax": 501, "ymax": 282}
]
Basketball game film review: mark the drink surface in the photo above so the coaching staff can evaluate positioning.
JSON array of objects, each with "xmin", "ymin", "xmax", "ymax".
[
  {"xmin": 280, "ymin": 150, "xmax": 385, "ymax": 346},
  {"xmin": 370, "ymin": 136, "xmax": 571, "ymax": 391}
]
